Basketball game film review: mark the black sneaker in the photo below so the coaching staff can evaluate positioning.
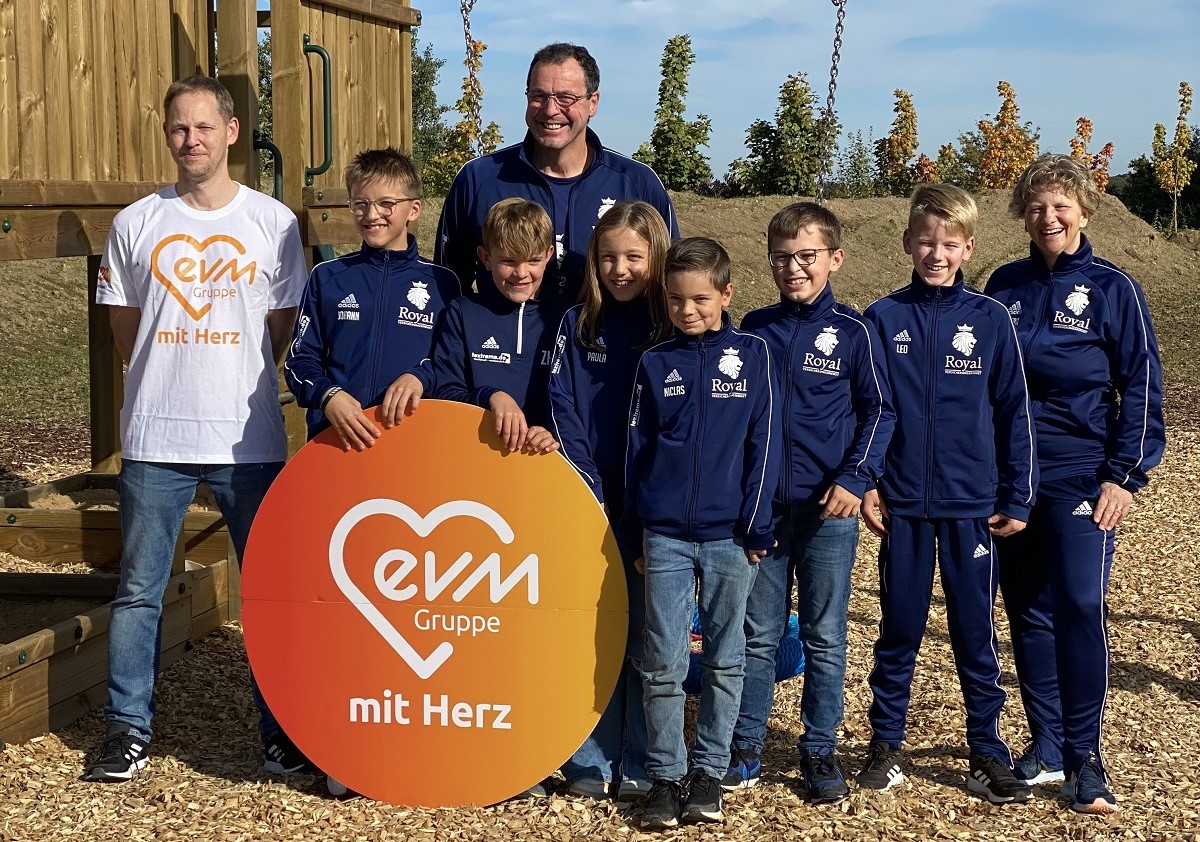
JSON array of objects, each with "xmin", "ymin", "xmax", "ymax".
[
  {"xmin": 82, "ymin": 732, "xmax": 150, "ymax": 782},
  {"xmin": 262, "ymin": 730, "xmax": 311, "ymax": 774},
  {"xmin": 800, "ymin": 747, "xmax": 850, "ymax": 804},
  {"xmin": 1062, "ymin": 753, "xmax": 1119, "ymax": 815},
  {"xmin": 640, "ymin": 779, "xmax": 683, "ymax": 830},
  {"xmin": 856, "ymin": 741, "xmax": 904, "ymax": 791},
  {"xmin": 681, "ymin": 770, "xmax": 724, "ymax": 823},
  {"xmin": 967, "ymin": 754, "xmax": 1033, "ymax": 804},
  {"xmin": 1012, "ymin": 742, "xmax": 1065, "ymax": 786},
  {"xmin": 720, "ymin": 747, "xmax": 762, "ymax": 791}
]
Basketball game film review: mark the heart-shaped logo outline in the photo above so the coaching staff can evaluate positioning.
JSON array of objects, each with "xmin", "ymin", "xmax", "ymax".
[
  {"xmin": 328, "ymin": 498, "xmax": 526, "ymax": 680},
  {"xmin": 150, "ymin": 233, "xmax": 251, "ymax": 322}
]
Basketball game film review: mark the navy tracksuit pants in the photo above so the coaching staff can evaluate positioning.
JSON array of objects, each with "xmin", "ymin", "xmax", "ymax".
[
  {"xmin": 997, "ymin": 495, "xmax": 1115, "ymax": 775},
  {"xmin": 867, "ymin": 515, "xmax": 1012, "ymax": 762}
]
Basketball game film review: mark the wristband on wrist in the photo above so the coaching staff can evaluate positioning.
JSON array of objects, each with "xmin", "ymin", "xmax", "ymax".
[{"xmin": 320, "ymin": 386, "xmax": 344, "ymax": 410}]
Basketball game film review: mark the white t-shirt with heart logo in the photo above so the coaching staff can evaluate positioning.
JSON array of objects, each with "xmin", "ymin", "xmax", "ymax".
[{"xmin": 97, "ymin": 184, "xmax": 307, "ymax": 463}]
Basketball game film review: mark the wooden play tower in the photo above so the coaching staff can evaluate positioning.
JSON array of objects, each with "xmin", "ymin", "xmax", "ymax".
[{"xmin": 0, "ymin": 0, "xmax": 420, "ymax": 744}]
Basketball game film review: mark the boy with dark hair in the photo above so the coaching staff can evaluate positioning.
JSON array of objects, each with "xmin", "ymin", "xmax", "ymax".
[
  {"xmin": 732, "ymin": 202, "xmax": 894, "ymax": 802},
  {"xmin": 858, "ymin": 184, "xmax": 1036, "ymax": 804},
  {"xmin": 621, "ymin": 237, "xmax": 781, "ymax": 829},
  {"xmin": 285, "ymin": 147, "xmax": 460, "ymax": 448}
]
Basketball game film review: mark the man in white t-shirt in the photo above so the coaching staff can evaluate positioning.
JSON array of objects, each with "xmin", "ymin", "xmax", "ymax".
[{"xmin": 83, "ymin": 76, "xmax": 308, "ymax": 783}]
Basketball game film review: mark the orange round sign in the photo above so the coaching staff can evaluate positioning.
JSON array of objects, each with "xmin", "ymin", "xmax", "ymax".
[{"xmin": 242, "ymin": 400, "xmax": 628, "ymax": 806}]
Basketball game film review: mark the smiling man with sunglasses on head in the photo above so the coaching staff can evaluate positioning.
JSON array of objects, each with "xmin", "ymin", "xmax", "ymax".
[{"xmin": 435, "ymin": 43, "xmax": 679, "ymax": 305}]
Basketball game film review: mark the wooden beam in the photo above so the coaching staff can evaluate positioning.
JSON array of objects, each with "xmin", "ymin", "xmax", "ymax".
[
  {"xmin": 0, "ymin": 180, "xmax": 163, "ymax": 207},
  {"xmin": 317, "ymin": 0, "xmax": 420, "ymax": 28},
  {"xmin": 271, "ymin": 0, "xmax": 304, "ymax": 218},
  {"xmin": 215, "ymin": 0, "xmax": 258, "ymax": 188},
  {"xmin": 0, "ymin": 592, "xmax": 191, "ymax": 739},
  {"xmin": 0, "ymin": 208, "xmax": 118, "ymax": 260},
  {"xmin": 88, "ymin": 255, "xmax": 123, "ymax": 473},
  {"xmin": 0, "ymin": 573, "xmax": 119, "ymax": 600},
  {"xmin": 306, "ymin": 209, "xmax": 360, "ymax": 247},
  {"xmin": 0, "ymin": 472, "xmax": 100, "ymax": 507},
  {"xmin": 89, "ymin": 0, "xmax": 118, "ymax": 181},
  {"xmin": 0, "ymin": 0, "xmax": 18, "ymax": 179}
]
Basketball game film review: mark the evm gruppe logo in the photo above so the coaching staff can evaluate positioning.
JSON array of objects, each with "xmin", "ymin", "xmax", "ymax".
[{"xmin": 241, "ymin": 401, "xmax": 627, "ymax": 807}]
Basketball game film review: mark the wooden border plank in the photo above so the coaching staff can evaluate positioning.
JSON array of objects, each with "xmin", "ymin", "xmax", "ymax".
[
  {"xmin": 215, "ymin": 0, "xmax": 259, "ymax": 188},
  {"xmin": 332, "ymin": 9, "xmax": 350, "ymax": 191},
  {"xmin": 271, "ymin": 0, "xmax": 305, "ymax": 217},
  {"xmin": 0, "ymin": 179, "xmax": 163, "ymax": 206},
  {"xmin": 0, "ymin": 208, "xmax": 121, "ymax": 260},
  {"xmin": 89, "ymin": 0, "xmax": 117, "ymax": 181},
  {"xmin": 0, "ymin": 573, "xmax": 119, "ymax": 599},
  {"xmin": 315, "ymin": 0, "xmax": 419, "ymax": 27},
  {"xmin": 0, "ymin": 472, "xmax": 98, "ymax": 506},
  {"xmin": 396, "ymin": 18, "xmax": 411, "ymax": 152},
  {"xmin": 14, "ymin": 0, "xmax": 48, "ymax": 178},
  {"xmin": 65, "ymin": 0, "xmax": 97, "ymax": 181},
  {"xmin": 0, "ymin": 594, "xmax": 191, "ymax": 732},
  {"xmin": 113, "ymin": 0, "xmax": 139, "ymax": 180},
  {"xmin": 132, "ymin": 0, "xmax": 163, "ymax": 179},
  {"xmin": 42, "ymin": 0, "xmax": 72, "ymax": 179},
  {"xmin": 0, "ymin": 600, "xmax": 110, "ymax": 677},
  {"xmin": 0, "ymin": 0, "xmax": 19, "ymax": 179}
]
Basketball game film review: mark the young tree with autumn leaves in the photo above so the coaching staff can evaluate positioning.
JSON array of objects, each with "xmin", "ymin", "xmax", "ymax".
[
  {"xmin": 1069, "ymin": 117, "xmax": 1115, "ymax": 192},
  {"xmin": 875, "ymin": 89, "xmax": 919, "ymax": 196},
  {"xmin": 1151, "ymin": 81, "xmax": 1197, "ymax": 234},
  {"xmin": 975, "ymin": 81, "xmax": 1040, "ymax": 189}
]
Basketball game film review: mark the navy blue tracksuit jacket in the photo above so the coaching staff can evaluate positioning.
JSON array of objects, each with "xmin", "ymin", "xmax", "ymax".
[
  {"xmin": 548, "ymin": 300, "xmax": 656, "ymax": 507},
  {"xmin": 619, "ymin": 317, "xmax": 782, "ymax": 562},
  {"xmin": 741, "ymin": 284, "xmax": 894, "ymax": 507},
  {"xmin": 418, "ymin": 293, "xmax": 563, "ymax": 426},
  {"xmin": 284, "ymin": 236, "xmax": 461, "ymax": 438},
  {"xmin": 863, "ymin": 273, "xmax": 1037, "ymax": 521}
]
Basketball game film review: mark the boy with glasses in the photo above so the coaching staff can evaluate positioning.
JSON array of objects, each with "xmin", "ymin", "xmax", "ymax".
[
  {"xmin": 731, "ymin": 203, "xmax": 894, "ymax": 802},
  {"xmin": 435, "ymin": 42, "xmax": 679, "ymax": 303},
  {"xmin": 285, "ymin": 147, "xmax": 461, "ymax": 449}
]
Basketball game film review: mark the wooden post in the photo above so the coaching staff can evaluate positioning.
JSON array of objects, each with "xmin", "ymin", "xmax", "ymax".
[
  {"xmin": 87, "ymin": 255, "xmax": 122, "ymax": 474},
  {"xmin": 270, "ymin": 0, "xmax": 305, "ymax": 218},
  {"xmin": 215, "ymin": 0, "xmax": 258, "ymax": 188}
]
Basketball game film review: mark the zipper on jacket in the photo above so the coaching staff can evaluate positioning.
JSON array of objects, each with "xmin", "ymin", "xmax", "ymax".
[
  {"xmin": 517, "ymin": 301, "xmax": 526, "ymax": 355},
  {"xmin": 367, "ymin": 251, "xmax": 391, "ymax": 399},
  {"xmin": 687, "ymin": 342, "xmax": 706, "ymax": 536},
  {"xmin": 923, "ymin": 287, "xmax": 940, "ymax": 518},
  {"xmin": 782, "ymin": 318, "xmax": 800, "ymax": 508}
]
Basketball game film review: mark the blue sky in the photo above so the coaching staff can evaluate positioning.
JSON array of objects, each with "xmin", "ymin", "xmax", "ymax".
[{"xmin": 409, "ymin": 0, "xmax": 1199, "ymax": 177}]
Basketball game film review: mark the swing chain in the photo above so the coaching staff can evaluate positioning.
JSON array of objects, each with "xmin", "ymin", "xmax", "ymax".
[
  {"xmin": 460, "ymin": 0, "xmax": 484, "ymax": 153},
  {"xmin": 815, "ymin": 0, "xmax": 846, "ymax": 205}
]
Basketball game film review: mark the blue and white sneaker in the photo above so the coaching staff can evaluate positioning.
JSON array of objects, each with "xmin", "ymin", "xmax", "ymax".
[
  {"xmin": 720, "ymin": 748, "xmax": 762, "ymax": 791},
  {"xmin": 800, "ymin": 747, "xmax": 849, "ymax": 804},
  {"xmin": 1012, "ymin": 742, "xmax": 1065, "ymax": 786},
  {"xmin": 1063, "ymin": 754, "xmax": 1119, "ymax": 815}
]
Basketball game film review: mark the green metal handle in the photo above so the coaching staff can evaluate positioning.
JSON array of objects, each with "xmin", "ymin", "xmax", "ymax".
[
  {"xmin": 253, "ymin": 130, "xmax": 284, "ymax": 201},
  {"xmin": 303, "ymin": 35, "xmax": 333, "ymax": 184}
]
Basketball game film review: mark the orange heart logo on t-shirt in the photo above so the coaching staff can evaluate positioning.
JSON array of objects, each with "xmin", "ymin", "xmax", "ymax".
[{"xmin": 150, "ymin": 233, "xmax": 257, "ymax": 321}]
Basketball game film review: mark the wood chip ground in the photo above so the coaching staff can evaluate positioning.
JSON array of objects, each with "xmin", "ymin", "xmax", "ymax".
[{"xmin": 2, "ymin": 432, "xmax": 1197, "ymax": 841}]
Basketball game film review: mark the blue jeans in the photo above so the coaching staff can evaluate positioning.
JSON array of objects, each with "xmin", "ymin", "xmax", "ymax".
[
  {"xmin": 733, "ymin": 504, "xmax": 858, "ymax": 755},
  {"xmin": 106, "ymin": 460, "xmax": 282, "ymax": 742},
  {"xmin": 640, "ymin": 530, "xmax": 756, "ymax": 782},
  {"xmin": 563, "ymin": 555, "xmax": 649, "ymax": 784}
]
